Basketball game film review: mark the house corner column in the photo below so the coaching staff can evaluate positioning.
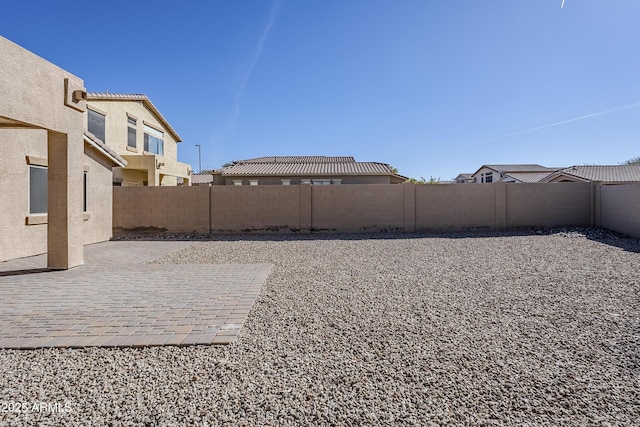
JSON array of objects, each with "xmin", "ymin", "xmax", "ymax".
[
  {"xmin": 47, "ymin": 130, "xmax": 84, "ymax": 269},
  {"xmin": 148, "ymin": 168, "xmax": 159, "ymax": 186}
]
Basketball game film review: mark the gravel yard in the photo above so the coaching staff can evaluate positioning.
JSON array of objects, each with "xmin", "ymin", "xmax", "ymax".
[{"xmin": 1, "ymin": 230, "xmax": 639, "ymax": 426}]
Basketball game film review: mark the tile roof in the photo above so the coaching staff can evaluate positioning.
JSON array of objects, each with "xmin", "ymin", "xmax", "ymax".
[
  {"xmin": 501, "ymin": 172, "xmax": 555, "ymax": 183},
  {"xmin": 480, "ymin": 164, "xmax": 559, "ymax": 174},
  {"xmin": 542, "ymin": 165, "xmax": 640, "ymax": 183},
  {"xmin": 191, "ymin": 173, "xmax": 213, "ymax": 184},
  {"xmin": 218, "ymin": 162, "xmax": 398, "ymax": 176},
  {"xmin": 240, "ymin": 156, "xmax": 356, "ymax": 164},
  {"xmin": 216, "ymin": 156, "xmax": 404, "ymax": 177},
  {"xmin": 86, "ymin": 92, "xmax": 181, "ymax": 143},
  {"xmin": 83, "ymin": 131, "xmax": 127, "ymax": 167}
]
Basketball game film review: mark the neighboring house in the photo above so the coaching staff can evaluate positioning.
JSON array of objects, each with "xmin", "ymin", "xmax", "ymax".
[
  {"xmin": 86, "ymin": 93, "xmax": 192, "ymax": 186},
  {"xmin": 211, "ymin": 156, "xmax": 407, "ymax": 185},
  {"xmin": 191, "ymin": 173, "xmax": 214, "ymax": 186},
  {"xmin": 0, "ymin": 36, "xmax": 126, "ymax": 268},
  {"xmin": 541, "ymin": 165, "xmax": 640, "ymax": 184},
  {"xmin": 470, "ymin": 164, "xmax": 560, "ymax": 183},
  {"xmin": 454, "ymin": 173, "xmax": 474, "ymax": 184}
]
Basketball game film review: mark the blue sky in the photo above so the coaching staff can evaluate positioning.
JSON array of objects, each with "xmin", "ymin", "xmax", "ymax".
[{"xmin": 3, "ymin": 0, "xmax": 639, "ymax": 180}]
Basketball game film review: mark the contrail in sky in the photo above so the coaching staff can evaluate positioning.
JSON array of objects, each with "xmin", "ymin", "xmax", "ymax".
[
  {"xmin": 561, "ymin": 0, "xmax": 566, "ymax": 8},
  {"xmin": 475, "ymin": 101, "xmax": 640, "ymax": 144},
  {"xmin": 233, "ymin": 0, "xmax": 282, "ymax": 129}
]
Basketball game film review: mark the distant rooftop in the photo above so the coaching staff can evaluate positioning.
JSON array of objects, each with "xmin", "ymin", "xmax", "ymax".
[
  {"xmin": 216, "ymin": 156, "xmax": 406, "ymax": 178},
  {"xmin": 542, "ymin": 165, "xmax": 640, "ymax": 183},
  {"xmin": 477, "ymin": 164, "xmax": 559, "ymax": 174},
  {"xmin": 241, "ymin": 156, "xmax": 356, "ymax": 164},
  {"xmin": 501, "ymin": 172, "xmax": 556, "ymax": 183}
]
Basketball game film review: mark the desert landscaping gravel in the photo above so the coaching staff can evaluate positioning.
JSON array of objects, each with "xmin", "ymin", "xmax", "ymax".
[{"xmin": 1, "ymin": 229, "xmax": 638, "ymax": 425}]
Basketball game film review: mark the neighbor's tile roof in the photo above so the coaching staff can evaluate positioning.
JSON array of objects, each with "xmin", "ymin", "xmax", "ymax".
[
  {"xmin": 191, "ymin": 173, "xmax": 213, "ymax": 184},
  {"xmin": 480, "ymin": 164, "xmax": 558, "ymax": 174},
  {"xmin": 501, "ymin": 172, "xmax": 556, "ymax": 183},
  {"xmin": 219, "ymin": 162, "xmax": 398, "ymax": 176},
  {"xmin": 542, "ymin": 165, "xmax": 640, "ymax": 183},
  {"xmin": 217, "ymin": 156, "xmax": 403, "ymax": 177},
  {"xmin": 241, "ymin": 156, "xmax": 356, "ymax": 164},
  {"xmin": 86, "ymin": 92, "xmax": 181, "ymax": 142}
]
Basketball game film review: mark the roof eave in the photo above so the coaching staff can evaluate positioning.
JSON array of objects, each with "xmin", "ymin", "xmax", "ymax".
[{"xmin": 83, "ymin": 134, "xmax": 127, "ymax": 167}]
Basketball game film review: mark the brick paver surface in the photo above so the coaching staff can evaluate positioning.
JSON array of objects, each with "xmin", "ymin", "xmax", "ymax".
[{"xmin": 0, "ymin": 241, "xmax": 271, "ymax": 349}]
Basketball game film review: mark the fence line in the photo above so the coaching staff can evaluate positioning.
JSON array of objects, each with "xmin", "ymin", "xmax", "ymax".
[{"xmin": 112, "ymin": 182, "xmax": 640, "ymax": 237}]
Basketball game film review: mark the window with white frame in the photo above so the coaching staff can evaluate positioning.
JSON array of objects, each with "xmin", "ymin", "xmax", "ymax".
[
  {"xmin": 29, "ymin": 165, "xmax": 48, "ymax": 215},
  {"xmin": 127, "ymin": 117, "xmax": 137, "ymax": 148},
  {"xmin": 143, "ymin": 124, "xmax": 164, "ymax": 156},
  {"xmin": 88, "ymin": 109, "xmax": 106, "ymax": 143},
  {"xmin": 485, "ymin": 172, "xmax": 493, "ymax": 183}
]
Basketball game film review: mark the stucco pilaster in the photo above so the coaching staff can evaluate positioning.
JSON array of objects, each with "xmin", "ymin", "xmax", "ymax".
[{"xmin": 47, "ymin": 130, "xmax": 84, "ymax": 269}]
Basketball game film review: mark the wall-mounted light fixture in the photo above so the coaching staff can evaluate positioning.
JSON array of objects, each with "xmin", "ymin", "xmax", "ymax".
[{"xmin": 72, "ymin": 89, "xmax": 88, "ymax": 103}]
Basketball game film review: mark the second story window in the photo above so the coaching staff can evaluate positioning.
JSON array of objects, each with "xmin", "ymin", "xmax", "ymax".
[
  {"xmin": 29, "ymin": 165, "xmax": 48, "ymax": 215},
  {"xmin": 88, "ymin": 109, "xmax": 106, "ymax": 143},
  {"xmin": 127, "ymin": 117, "xmax": 137, "ymax": 148},
  {"xmin": 143, "ymin": 124, "xmax": 164, "ymax": 156}
]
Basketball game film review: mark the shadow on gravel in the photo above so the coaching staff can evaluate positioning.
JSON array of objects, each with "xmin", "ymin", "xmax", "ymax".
[
  {"xmin": 588, "ymin": 237, "xmax": 640, "ymax": 253},
  {"xmin": 112, "ymin": 227, "xmax": 640, "ymax": 252}
]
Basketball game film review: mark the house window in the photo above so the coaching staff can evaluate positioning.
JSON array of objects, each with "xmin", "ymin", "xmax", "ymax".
[
  {"xmin": 485, "ymin": 173, "xmax": 493, "ymax": 183},
  {"xmin": 127, "ymin": 117, "xmax": 137, "ymax": 148},
  {"xmin": 88, "ymin": 109, "xmax": 106, "ymax": 143},
  {"xmin": 29, "ymin": 165, "xmax": 48, "ymax": 214},
  {"xmin": 143, "ymin": 125, "xmax": 164, "ymax": 156},
  {"xmin": 83, "ymin": 171, "xmax": 88, "ymax": 212}
]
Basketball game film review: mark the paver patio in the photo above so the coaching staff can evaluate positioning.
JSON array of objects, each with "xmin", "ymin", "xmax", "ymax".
[{"xmin": 0, "ymin": 241, "xmax": 271, "ymax": 349}]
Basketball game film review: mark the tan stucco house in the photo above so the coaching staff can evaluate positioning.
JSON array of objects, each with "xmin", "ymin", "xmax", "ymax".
[
  {"xmin": 0, "ymin": 36, "xmax": 126, "ymax": 267},
  {"xmin": 86, "ymin": 93, "xmax": 192, "ymax": 187},
  {"xmin": 210, "ymin": 156, "xmax": 407, "ymax": 185}
]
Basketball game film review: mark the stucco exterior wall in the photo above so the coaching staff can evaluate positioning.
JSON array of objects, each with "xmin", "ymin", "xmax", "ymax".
[
  {"xmin": 87, "ymin": 100, "xmax": 179, "ymax": 160},
  {"xmin": 0, "ymin": 129, "xmax": 48, "ymax": 261},
  {"xmin": 1, "ymin": 36, "xmax": 87, "ymax": 268},
  {"xmin": 0, "ymin": 131, "xmax": 115, "ymax": 262},
  {"xmin": 472, "ymin": 167, "xmax": 496, "ymax": 183},
  {"xmin": 87, "ymin": 99, "xmax": 187, "ymax": 186},
  {"xmin": 82, "ymin": 145, "xmax": 117, "ymax": 244}
]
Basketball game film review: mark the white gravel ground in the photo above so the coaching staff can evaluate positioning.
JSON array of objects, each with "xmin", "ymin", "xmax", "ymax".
[{"xmin": 1, "ymin": 229, "xmax": 639, "ymax": 426}]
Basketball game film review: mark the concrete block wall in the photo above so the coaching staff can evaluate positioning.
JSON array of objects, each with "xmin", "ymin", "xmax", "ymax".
[
  {"xmin": 113, "ymin": 182, "xmax": 620, "ymax": 235},
  {"xmin": 506, "ymin": 183, "xmax": 592, "ymax": 228},
  {"xmin": 415, "ymin": 184, "xmax": 496, "ymax": 230},
  {"xmin": 601, "ymin": 183, "xmax": 640, "ymax": 238},
  {"xmin": 312, "ymin": 184, "xmax": 404, "ymax": 232},
  {"xmin": 113, "ymin": 186, "xmax": 209, "ymax": 232},
  {"xmin": 210, "ymin": 185, "xmax": 301, "ymax": 232}
]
